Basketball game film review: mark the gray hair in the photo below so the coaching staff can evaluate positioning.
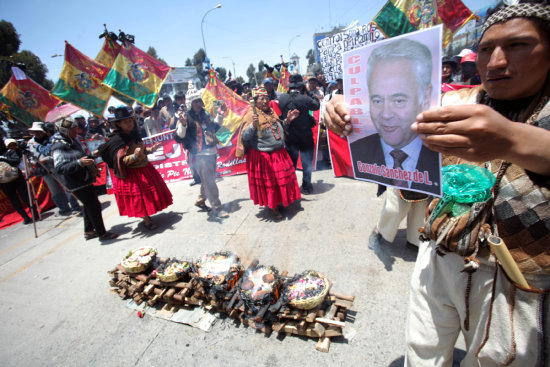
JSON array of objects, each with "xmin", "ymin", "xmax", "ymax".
[{"xmin": 366, "ymin": 39, "xmax": 433, "ymax": 102}]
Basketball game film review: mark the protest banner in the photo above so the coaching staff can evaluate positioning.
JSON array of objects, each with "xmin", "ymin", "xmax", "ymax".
[
  {"xmin": 316, "ymin": 23, "xmax": 385, "ymax": 82},
  {"xmin": 164, "ymin": 67, "xmax": 200, "ymax": 85},
  {"xmin": 142, "ymin": 129, "xmax": 247, "ymax": 184}
]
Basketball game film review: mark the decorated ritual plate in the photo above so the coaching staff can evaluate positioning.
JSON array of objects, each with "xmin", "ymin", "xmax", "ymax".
[
  {"xmin": 121, "ymin": 247, "xmax": 158, "ymax": 274},
  {"xmin": 155, "ymin": 260, "xmax": 191, "ymax": 283},
  {"xmin": 283, "ymin": 270, "xmax": 330, "ymax": 310}
]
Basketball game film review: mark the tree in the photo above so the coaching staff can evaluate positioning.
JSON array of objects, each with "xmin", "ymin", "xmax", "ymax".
[
  {"xmin": 258, "ymin": 60, "xmax": 265, "ymax": 73},
  {"xmin": 0, "ymin": 20, "xmax": 53, "ymax": 90},
  {"xmin": 214, "ymin": 67, "xmax": 227, "ymax": 83},
  {"xmin": 185, "ymin": 58, "xmax": 193, "ymax": 67},
  {"xmin": 146, "ymin": 46, "xmax": 167, "ymax": 65},
  {"xmin": 191, "ymin": 49, "xmax": 208, "ymax": 86},
  {"xmin": 0, "ymin": 20, "xmax": 20, "ymax": 57},
  {"xmin": 246, "ymin": 64, "xmax": 257, "ymax": 87}
]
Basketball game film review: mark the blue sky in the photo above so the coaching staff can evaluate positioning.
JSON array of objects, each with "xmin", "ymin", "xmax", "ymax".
[{"xmin": 1, "ymin": 0, "xmax": 497, "ymax": 83}]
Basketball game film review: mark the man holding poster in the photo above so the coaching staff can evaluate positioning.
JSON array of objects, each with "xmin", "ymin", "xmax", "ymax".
[
  {"xmin": 344, "ymin": 27, "xmax": 442, "ymax": 249},
  {"xmin": 348, "ymin": 35, "xmax": 441, "ymax": 195}
]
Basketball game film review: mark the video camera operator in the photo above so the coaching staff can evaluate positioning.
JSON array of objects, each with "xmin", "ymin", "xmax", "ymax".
[
  {"xmin": 278, "ymin": 74, "xmax": 320, "ymax": 194},
  {"xmin": 0, "ymin": 138, "xmax": 39, "ymax": 224}
]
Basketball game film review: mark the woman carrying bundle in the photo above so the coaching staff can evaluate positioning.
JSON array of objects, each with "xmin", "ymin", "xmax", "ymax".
[
  {"xmin": 99, "ymin": 106, "xmax": 173, "ymax": 230},
  {"xmin": 237, "ymin": 87, "xmax": 301, "ymax": 221}
]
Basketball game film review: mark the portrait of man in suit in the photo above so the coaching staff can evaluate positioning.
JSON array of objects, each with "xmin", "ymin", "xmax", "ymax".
[{"xmin": 349, "ymin": 38, "xmax": 441, "ymax": 196}]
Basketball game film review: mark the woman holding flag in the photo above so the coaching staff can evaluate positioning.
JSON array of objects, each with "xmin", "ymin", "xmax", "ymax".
[
  {"xmin": 237, "ymin": 87, "xmax": 301, "ymax": 221},
  {"xmin": 98, "ymin": 106, "xmax": 173, "ymax": 230}
]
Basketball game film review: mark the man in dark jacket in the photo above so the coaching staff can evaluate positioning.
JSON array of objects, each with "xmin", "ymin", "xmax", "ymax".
[
  {"xmin": 278, "ymin": 74, "xmax": 320, "ymax": 194},
  {"xmin": 0, "ymin": 138, "xmax": 39, "ymax": 224}
]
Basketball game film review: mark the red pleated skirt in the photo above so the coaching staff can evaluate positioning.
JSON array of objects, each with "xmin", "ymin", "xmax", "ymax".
[
  {"xmin": 246, "ymin": 148, "xmax": 301, "ymax": 209},
  {"xmin": 112, "ymin": 163, "xmax": 173, "ymax": 217}
]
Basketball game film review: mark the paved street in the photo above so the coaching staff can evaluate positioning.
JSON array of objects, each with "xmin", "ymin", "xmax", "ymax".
[{"xmin": 0, "ymin": 168, "xmax": 450, "ymax": 366}]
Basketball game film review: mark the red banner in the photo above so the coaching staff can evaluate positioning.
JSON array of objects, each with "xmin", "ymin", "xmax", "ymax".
[
  {"xmin": 143, "ymin": 129, "xmax": 247, "ymax": 183},
  {"xmin": 0, "ymin": 176, "xmax": 55, "ymax": 229}
]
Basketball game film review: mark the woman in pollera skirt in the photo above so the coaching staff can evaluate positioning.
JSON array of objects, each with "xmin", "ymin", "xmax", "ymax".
[
  {"xmin": 99, "ymin": 106, "xmax": 172, "ymax": 230},
  {"xmin": 236, "ymin": 87, "xmax": 301, "ymax": 221}
]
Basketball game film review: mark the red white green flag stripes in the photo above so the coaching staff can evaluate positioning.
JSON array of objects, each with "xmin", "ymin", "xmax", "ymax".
[
  {"xmin": 0, "ymin": 67, "xmax": 60, "ymax": 125},
  {"xmin": 374, "ymin": 0, "xmax": 475, "ymax": 47},
  {"xmin": 102, "ymin": 42, "xmax": 172, "ymax": 108},
  {"xmin": 51, "ymin": 42, "xmax": 112, "ymax": 117}
]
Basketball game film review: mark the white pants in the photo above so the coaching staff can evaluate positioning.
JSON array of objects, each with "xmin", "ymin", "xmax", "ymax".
[
  {"xmin": 377, "ymin": 188, "xmax": 427, "ymax": 246},
  {"xmin": 405, "ymin": 241, "xmax": 550, "ymax": 366}
]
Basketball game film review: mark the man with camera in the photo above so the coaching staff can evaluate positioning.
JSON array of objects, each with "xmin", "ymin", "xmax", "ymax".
[
  {"xmin": 27, "ymin": 121, "xmax": 76, "ymax": 216},
  {"xmin": 278, "ymin": 74, "xmax": 320, "ymax": 194}
]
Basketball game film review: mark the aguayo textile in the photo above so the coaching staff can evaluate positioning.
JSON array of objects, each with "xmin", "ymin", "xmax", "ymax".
[
  {"xmin": 374, "ymin": 0, "xmax": 474, "ymax": 47},
  {"xmin": 102, "ymin": 42, "xmax": 172, "ymax": 108},
  {"xmin": 0, "ymin": 67, "xmax": 60, "ymax": 125},
  {"xmin": 51, "ymin": 42, "xmax": 112, "ymax": 117}
]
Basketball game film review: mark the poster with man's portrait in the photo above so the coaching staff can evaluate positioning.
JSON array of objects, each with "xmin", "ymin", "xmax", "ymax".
[{"xmin": 344, "ymin": 26, "xmax": 442, "ymax": 197}]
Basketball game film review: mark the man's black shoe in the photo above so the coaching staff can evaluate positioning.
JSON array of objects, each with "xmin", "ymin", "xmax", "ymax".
[
  {"xmin": 405, "ymin": 241, "xmax": 419, "ymax": 251},
  {"xmin": 368, "ymin": 230, "xmax": 382, "ymax": 250}
]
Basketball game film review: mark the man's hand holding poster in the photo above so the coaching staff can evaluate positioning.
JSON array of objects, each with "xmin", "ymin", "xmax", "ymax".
[{"xmin": 344, "ymin": 26, "xmax": 442, "ymax": 197}]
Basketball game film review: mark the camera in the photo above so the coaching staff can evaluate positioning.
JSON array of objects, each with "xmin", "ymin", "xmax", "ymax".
[{"xmin": 17, "ymin": 139, "xmax": 28, "ymax": 151}]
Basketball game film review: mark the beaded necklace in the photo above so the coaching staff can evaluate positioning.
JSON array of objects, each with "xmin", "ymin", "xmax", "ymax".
[{"xmin": 258, "ymin": 109, "xmax": 282, "ymax": 140}]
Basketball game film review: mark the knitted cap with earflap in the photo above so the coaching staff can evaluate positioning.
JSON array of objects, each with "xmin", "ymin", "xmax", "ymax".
[
  {"xmin": 55, "ymin": 117, "xmax": 77, "ymax": 137},
  {"xmin": 185, "ymin": 80, "xmax": 203, "ymax": 110}
]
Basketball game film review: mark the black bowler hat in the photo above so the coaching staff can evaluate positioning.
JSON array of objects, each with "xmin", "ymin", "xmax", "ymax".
[
  {"xmin": 287, "ymin": 74, "xmax": 305, "ymax": 89},
  {"xmin": 111, "ymin": 106, "xmax": 135, "ymax": 122}
]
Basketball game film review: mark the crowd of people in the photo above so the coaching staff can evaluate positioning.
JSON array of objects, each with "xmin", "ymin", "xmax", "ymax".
[{"xmin": 0, "ymin": 0, "xmax": 549, "ymax": 364}]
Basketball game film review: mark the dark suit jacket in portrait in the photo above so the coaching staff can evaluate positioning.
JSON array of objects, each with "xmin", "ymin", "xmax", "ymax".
[{"xmin": 349, "ymin": 134, "xmax": 441, "ymax": 196}]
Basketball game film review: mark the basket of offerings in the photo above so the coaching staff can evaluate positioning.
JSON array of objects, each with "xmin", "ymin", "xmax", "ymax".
[
  {"xmin": 154, "ymin": 259, "xmax": 191, "ymax": 283},
  {"xmin": 194, "ymin": 251, "xmax": 243, "ymax": 291},
  {"xmin": 121, "ymin": 247, "xmax": 158, "ymax": 274},
  {"xmin": 283, "ymin": 270, "xmax": 331, "ymax": 310},
  {"xmin": 237, "ymin": 265, "xmax": 281, "ymax": 314}
]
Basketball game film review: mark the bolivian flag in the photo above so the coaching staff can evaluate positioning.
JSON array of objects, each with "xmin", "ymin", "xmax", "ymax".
[
  {"xmin": 51, "ymin": 42, "xmax": 112, "ymax": 117},
  {"xmin": 374, "ymin": 0, "xmax": 475, "ymax": 47},
  {"xmin": 202, "ymin": 69, "xmax": 251, "ymax": 146},
  {"xmin": 102, "ymin": 42, "xmax": 172, "ymax": 108},
  {"xmin": 94, "ymin": 37, "xmax": 135, "ymax": 107},
  {"xmin": 276, "ymin": 64, "xmax": 290, "ymax": 93},
  {"xmin": 0, "ymin": 67, "xmax": 60, "ymax": 125},
  {"xmin": 95, "ymin": 35, "xmax": 121, "ymax": 68}
]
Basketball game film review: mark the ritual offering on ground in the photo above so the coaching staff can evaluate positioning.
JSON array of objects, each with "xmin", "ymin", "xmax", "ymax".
[
  {"xmin": 154, "ymin": 259, "xmax": 191, "ymax": 283},
  {"xmin": 121, "ymin": 247, "xmax": 158, "ymax": 274},
  {"xmin": 195, "ymin": 251, "xmax": 243, "ymax": 290},
  {"xmin": 238, "ymin": 265, "xmax": 280, "ymax": 313},
  {"xmin": 283, "ymin": 270, "xmax": 331, "ymax": 310}
]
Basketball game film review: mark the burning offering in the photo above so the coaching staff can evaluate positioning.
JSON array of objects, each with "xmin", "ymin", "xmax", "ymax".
[
  {"xmin": 283, "ymin": 270, "xmax": 331, "ymax": 310},
  {"xmin": 121, "ymin": 247, "xmax": 158, "ymax": 274},
  {"xmin": 195, "ymin": 252, "xmax": 243, "ymax": 289},
  {"xmin": 238, "ymin": 265, "xmax": 280, "ymax": 313},
  {"xmin": 154, "ymin": 260, "xmax": 191, "ymax": 283}
]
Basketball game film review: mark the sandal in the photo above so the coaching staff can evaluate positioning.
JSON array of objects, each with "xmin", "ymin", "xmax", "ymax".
[
  {"xmin": 143, "ymin": 221, "xmax": 159, "ymax": 230},
  {"xmin": 99, "ymin": 231, "xmax": 119, "ymax": 241},
  {"xmin": 271, "ymin": 209, "xmax": 283, "ymax": 222},
  {"xmin": 195, "ymin": 202, "xmax": 211, "ymax": 212},
  {"xmin": 84, "ymin": 231, "xmax": 98, "ymax": 240}
]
